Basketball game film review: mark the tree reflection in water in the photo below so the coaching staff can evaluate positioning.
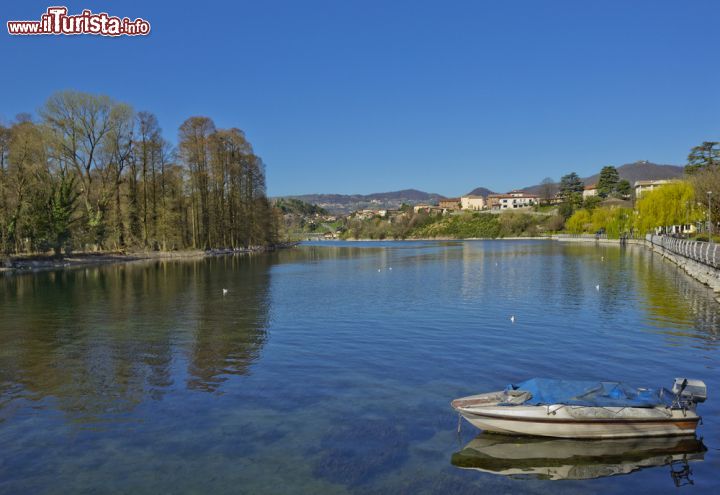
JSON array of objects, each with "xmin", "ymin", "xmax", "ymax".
[{"xmin": 0, "ymin": 255, "xmax": 273, "ymax": 425}]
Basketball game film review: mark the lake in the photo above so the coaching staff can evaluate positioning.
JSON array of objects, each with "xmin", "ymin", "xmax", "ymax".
[{"xmin": 1, "ymin": 240, "xmax": 719, "ymax": 494}]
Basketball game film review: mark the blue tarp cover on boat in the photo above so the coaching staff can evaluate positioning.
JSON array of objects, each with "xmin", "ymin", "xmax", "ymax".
[{"xmin": 505, "ymin": 378, "xmax": 670, "ymax": 408}]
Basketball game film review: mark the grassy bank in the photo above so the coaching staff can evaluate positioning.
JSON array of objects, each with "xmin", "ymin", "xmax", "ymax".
[{"xmin": 340, "ymin": 211, "xmax": 565, "ymax": 240}]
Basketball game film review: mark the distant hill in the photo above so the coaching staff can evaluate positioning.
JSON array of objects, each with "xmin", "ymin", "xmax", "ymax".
[
  {"xmin": 521, "ymin": 161, "xmax": 684, "ymax": 195},
  {"xmin": 465, "ymin": 187, "xmax": 496, "ymax": 197},
  {"xmin": 273, "ymin": 198, "xmax": 328, "ymax": 216},
  {"xmin": 275, "ymin": 189, "xmax": 446, "ymax": 214},
  {"xmin": 281, "ymin": 161, "xmax": 685, "ymax": 214},
  {"xmin": 583, "ymin": 161, "xmax": 684, "ymax": 185}
]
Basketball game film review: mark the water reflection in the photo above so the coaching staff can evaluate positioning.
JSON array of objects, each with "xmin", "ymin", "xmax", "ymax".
[
  {"xmin": 627, "ymin": 245, "xmax": 720, "ymax": 345},
  {"xmin": 0, "ymin": 241, "xmax": 718, "ymax": 494},
  {"xmin": 452, "ymin": 433, "xmax": 706, "ymax": 483},
  {"xmin": 548, "ymin": 243, "xmax": 720, "ymax": 346},
  {"xmin": 0, "ymin": 255, "xmax": 272, "ymax": 423},
  {"xmin": 187, "ymin": 257, "xmax": 271, "ymax": 392}
]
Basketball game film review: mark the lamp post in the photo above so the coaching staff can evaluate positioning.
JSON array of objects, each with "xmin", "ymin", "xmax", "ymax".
[{"xmin": 708, "ymin": 191, "xmax": 713, "ymax": 243}]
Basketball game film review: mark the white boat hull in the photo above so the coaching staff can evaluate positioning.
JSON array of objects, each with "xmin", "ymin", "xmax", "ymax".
[{"xmin": 452, "ymin": 391, "xmax": 700, "ymax": 439}]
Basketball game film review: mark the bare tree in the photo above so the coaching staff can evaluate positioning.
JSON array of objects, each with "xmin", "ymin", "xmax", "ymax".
[
  {"xmin": 539, "ymin": 177, "xmax": 556, "ymax": 205},
  {"xmin": 1, "ymin": 92, "xmax": 277, "ymax": 255},
  {"xmin": 179, "ymin": 117, "xmax": 215, "ymax": 249},
  {"xmin": 42, "ymin": 91, "xmax": 114, "ymax": 247},
  {"xmin": 102, "ymin": 103, "xmax": 134, "ymax": 248}
]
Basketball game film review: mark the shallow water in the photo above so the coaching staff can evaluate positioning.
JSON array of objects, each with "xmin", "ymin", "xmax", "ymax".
[{"xmin": 0, "ymin": 240, "xmax": 718, "ymax": 494}]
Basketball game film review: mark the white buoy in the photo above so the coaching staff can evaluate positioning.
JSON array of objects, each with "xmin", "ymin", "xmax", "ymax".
[
  {"xmin": 222, "ymin": 288, "xmax": 228, "ymax": 295},
  {"xmin": 510, "ymin": 315, "xmax": 515, "ymax": 323}
]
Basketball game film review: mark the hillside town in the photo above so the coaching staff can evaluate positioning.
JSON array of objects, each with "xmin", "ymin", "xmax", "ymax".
[
  {"xmin": 363, "ymin": 179, "xmax": 670, "ymax": 218},
  {"xmin": 285, "ymin": 176, "xmax": 676, "ymax": 240},
  {"xmin": 273, "ymin": 147, "xmax": 719, "ymax": 242},
  {"xmin": 388, "ymin": 178, "xmax": 650, "ymax": 211}
]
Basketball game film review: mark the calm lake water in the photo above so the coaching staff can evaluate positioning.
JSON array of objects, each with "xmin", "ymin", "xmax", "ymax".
[{"xmin": 1, "ymin": 240, "xmax": 719, "ymax": 494}]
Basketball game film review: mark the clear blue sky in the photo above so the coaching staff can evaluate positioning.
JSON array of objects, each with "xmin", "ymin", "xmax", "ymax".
[{"xmin": 2, "ymin": 0, "xmax": 718, "ymax": 197}]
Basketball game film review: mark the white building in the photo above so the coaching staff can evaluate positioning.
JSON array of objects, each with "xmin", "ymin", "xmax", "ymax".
[
  {"xmin": 583, "ymin": 184, "xmax": 598, "ymax": 198},
  {"xmin": 634, "ymin": 180, "xmax": 671, "ymax": 198},
  {"xmin": 488, "ymin": 190, "xmax": 539, "ymax": 209},
  {"xmin": 498, "ymin": 194, "xmax": 539, "ymax": 209}
]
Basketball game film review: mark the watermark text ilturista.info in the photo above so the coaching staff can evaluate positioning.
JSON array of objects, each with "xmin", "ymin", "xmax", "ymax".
[{"xmin": 7, "ymin": 6, "xmax": 150, "ymax": 36}]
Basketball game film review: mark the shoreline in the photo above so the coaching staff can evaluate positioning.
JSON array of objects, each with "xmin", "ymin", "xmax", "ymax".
[
  {"xmin": 0, "ymin": 243, "xmax": 299, "ymax": 275},
  {"xmin": 5, "ymin": 238, "xmax": 719, "ymax": 304}
]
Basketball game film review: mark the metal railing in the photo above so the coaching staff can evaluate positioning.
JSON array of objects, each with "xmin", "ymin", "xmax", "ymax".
[{"xmin": 646, "ymin": 234, "xmax": 720, "ymax": 269}]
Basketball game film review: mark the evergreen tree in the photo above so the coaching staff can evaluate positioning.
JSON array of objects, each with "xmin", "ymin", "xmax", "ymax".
[
  {"xmin": 42, "ymin": 172, "xmax": 80, "ymax": 255},
  {"xmin": 597, "ymin": 166, "xmax": 619, "ymax": 198},
  {"xmin": 686, "ymin": 141, "xmax": 720, "ymax": 174},
  {"xmin": 559, "ymin": 172, "xmax": 584, "ymax": 198},
  {"xmin": 615, "ymin": 179, "xmax": 632, "ymax": 199},
  {"xmin": 558, "ymin": 172, "xmax": 584, "ymax": 217}
]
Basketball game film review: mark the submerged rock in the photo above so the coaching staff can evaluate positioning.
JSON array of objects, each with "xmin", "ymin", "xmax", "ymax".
[{"xmin": 312, "ymin": 418, "xmax": 408, "ymax": 486}]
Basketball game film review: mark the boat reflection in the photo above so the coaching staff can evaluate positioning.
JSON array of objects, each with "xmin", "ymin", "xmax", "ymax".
[{"xmin": 451, "ymin": 433, "xmax": 706, "ymax": 484}]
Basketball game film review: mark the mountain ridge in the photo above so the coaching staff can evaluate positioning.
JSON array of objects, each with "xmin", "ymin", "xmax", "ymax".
[
  {"xmin": 275, "ymin": 189, "xmax": 446, "ymax": 214},
  {"xmin": 279, "ymin": 161, "xmax": 685, "ymax": 213},
  {"xmin": 519, "ymin": 161, "xmax": 684, "ymax": 195}
]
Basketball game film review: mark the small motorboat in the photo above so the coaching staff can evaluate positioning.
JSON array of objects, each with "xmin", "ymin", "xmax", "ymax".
[
  {"xmin": 451, "ymin": 378, "xmax": 706, "ymax": 439},
  {"xmin": 451, "ymin": 433, "xmax": 706, "ymax": 482}
]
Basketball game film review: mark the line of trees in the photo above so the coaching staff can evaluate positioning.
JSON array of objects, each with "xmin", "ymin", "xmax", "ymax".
[
  {"xmin": 555, "ymin": 166, "xmax": 631, "ymax": 219},
  {"xmin": 531, "ymin": 142, "xmax": 720, "ymax": 238},
  {"xmin": 564, "ymin": 137, "xmax": 720, "ymax": 238},
  {"xmin": 565, "ymin": 180, "xmax": 702, "ymax": 237},
  {"xmin": 0, "ymin": 91, "xmax": 279, "ymax": 255}
]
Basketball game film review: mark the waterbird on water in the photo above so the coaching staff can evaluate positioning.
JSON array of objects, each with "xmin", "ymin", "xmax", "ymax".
[
  {"xmin": 510, "ymin": 315, "xmax": 515, "ymax": 323},
  {"xmin": 222, "ymin": 289, "xmax": 228, "ymax": 295},
  {"xmin": 595, "ymin": 284, "xmax": 600, "ymax": 291}
]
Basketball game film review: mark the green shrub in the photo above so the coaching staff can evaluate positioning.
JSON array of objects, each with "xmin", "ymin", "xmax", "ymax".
[{"xmin": 410, "ymin": 212, "xmax": 501, "ymax": 238}]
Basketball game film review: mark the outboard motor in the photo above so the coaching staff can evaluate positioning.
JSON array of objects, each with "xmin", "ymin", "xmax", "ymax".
[{"xmin": 672, "ymin": 378, "xmax": 707, "ymax": 407}]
